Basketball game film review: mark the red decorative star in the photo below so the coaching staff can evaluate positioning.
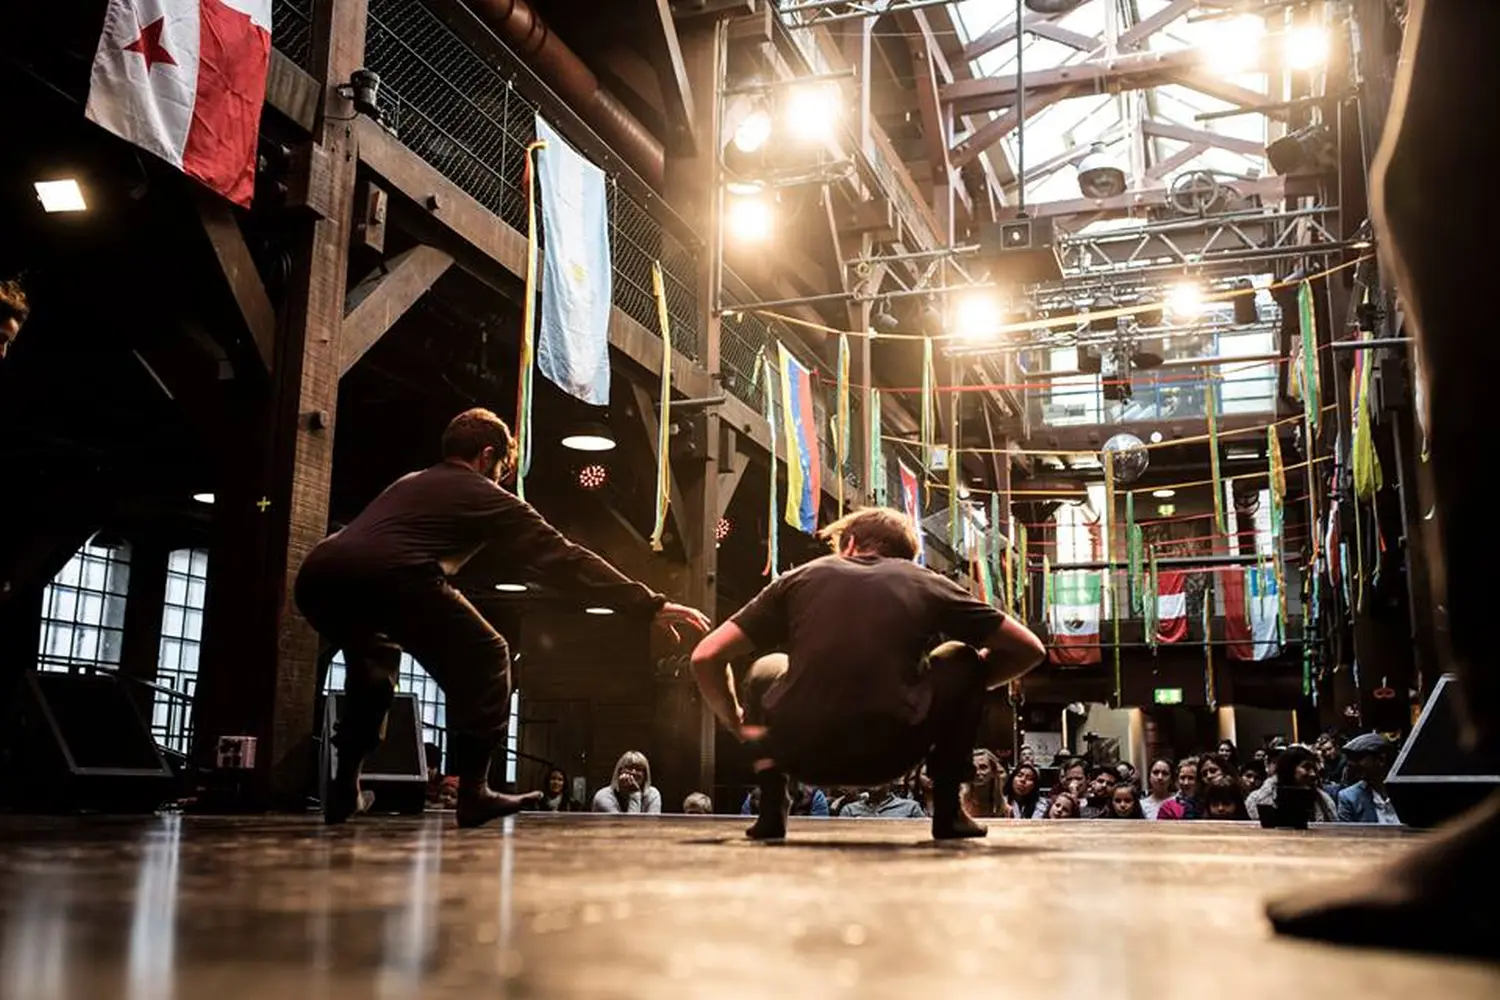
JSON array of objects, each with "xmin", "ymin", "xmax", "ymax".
[{"xmin": 122, "ymin": 16, "xmax": 177, "ymax": 72}]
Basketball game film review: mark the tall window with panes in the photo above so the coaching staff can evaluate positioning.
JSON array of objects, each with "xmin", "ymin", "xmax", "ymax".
[
  {"xmin": 37, "ymin": 536, "xmax": 131, "ymax": 673},
  {"xmin": 153, "ymin": 548, "xmax": 208, "ymax": 754}
]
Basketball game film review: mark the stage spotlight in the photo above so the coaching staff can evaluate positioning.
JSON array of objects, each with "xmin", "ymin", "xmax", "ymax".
[
  {"xmin": 872, "ymin": 304, "xmax": 900, "ymax": 333},
  {"xmin": 784, "ymin": 83, "xmax": 841, "ymax": 143},
  {"xmin": 1233, "ymin": 279, "xmax": 1259, "ymax": 325},
  {"xmin": 1076, "ymin": 142, "xmax": 1126, "ymax": 200},
  {"xmin": 561, "ymin": 419, "xmax": 616, "ymax": 452},
  {"xmin": 953, "ymin": 292, "xmax": 1002, "ymax": 342},
  {"xmin": 192, "ymin": 492, "xmax": 215, "ymax": 504},
  {"xmin": 1266, "ymin": 123, "xmax": 1336, "ymax": 175},
  {"xmin": 1167, "ymin": 281, "xmax": 1205, "ymax": 319},
  {"xmin": 577, "ymin": 463, "xmax": 608, "ymax": 490},
  {"xmin": 716, "ymin": 517, "xmax": 732, "ymax": 542},
  {"xmin": 726, "ymin": 194, "xmax": 772, "ymax": 243},
  {"xmin": 494, "ymin": 583, "xmax": 528, "ymax": 593},
  {"xmin": 1149, "ymin": 431, "xmax": 1164, "ymax": 443},
  {"xmin": 1284, "ymin": 26, "xmax": 1329, "ymax": 71},
  {"xmin": 34, "ymin": 179, "xmax": 87, "ymax": 213},
  {"xmin": 732, "ymin": 108, "xmax": 772, "ymax": 153}
]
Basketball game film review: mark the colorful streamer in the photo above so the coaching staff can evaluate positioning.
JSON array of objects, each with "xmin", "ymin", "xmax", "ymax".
[
  {"xmin": 920, "ymin": 338, "xmax": 935, "ymax": 499},
  {"xmin": 870, "ymin": 388, "xmax": 886, "ymax": 506},
  {"xmin": 1298, "ymin": 280, "xmax": 1321, "ymax": 432},
  {"xmin": 835, "ymin": 332, "xmax": 851, "ymax": 517},
  {"xmin": 1203, "ymin": 579, "xmax": 1217, "ymax": 709},
  {"xmin": 1017, "ymin": 522, "xmax": 1029, "ymax": 621},
  {"xmin": 761, "ymin": 353, "xmax": 779, "ymax": 578},
  {"xmin": 1146, "ymin": 548, "xmax": 1160, "ymax": 648},
  {"xmin": 514, "ymin": 138, "xmax": 548, "ymax": 500},
  {"xmin": 1207, "ymin": 373, "xmax": 1226, "ymax": 537},
  {"xmin": 648, "ymin": 262, "xmax": 672, "ymax": 552}
]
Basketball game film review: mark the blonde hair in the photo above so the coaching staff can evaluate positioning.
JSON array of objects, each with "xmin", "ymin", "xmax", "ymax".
[
  {"xmin": 817, "ymin": 507, "xmax": 919, "ymax": 560},
  {"xmin": 611, "ymin": 750, "xmax": 652, "ymax": 793}
]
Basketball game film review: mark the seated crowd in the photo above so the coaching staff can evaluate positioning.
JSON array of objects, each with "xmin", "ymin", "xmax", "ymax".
[{"xmin": 491, "ymin": 729, "xmax": 1402, "ymax": 825}]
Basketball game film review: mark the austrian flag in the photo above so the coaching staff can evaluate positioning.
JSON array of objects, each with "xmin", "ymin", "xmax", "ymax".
[{"xmin": 86, "ymin": 0, "xmax": 272, "ymax": 207}]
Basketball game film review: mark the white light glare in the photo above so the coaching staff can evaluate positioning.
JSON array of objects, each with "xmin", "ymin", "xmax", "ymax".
[
  {"xmin": 494, "ymin": 583, "xmax": 528, "ymax": 593},
  {"xmin": 1152, "ymin": 489, "xmax": 1177, "ymax": 499},
  {"xmin": 732, "ymin": 108, "xmax": 772, "ymax": 153},
  {"xmin": 585, "ymin": 607, "xmax": 615, "ymax": 616},
  {"xmin": 560, "ymin": 433, "xmax": 616, "ymax": 452},
  {"xmin": 1149, "ymin": 431, "xmax": 1164, "ymax": 444},
  {"xmin": 35, "ymin": 179, "xmax": 87, "ymax": 213},
  {"xmin": 953, "ymin": 293, "xmax": 1003, "ymax": 342},
  {"xmin": 1200, "ymin": 15, "xmax": 1266, "ymax": 75},
  {"xmin": 1284, "ymin": 26, "xmax": 1329, "ymax": 71},
  {"xmin": 1167, "ymin": 282, "xmax": 1205, "ymax": 319},
  {"xmin": 726, "ymin": 194, "xmax": 772, "ymax": 243},
  {"xmin": 192, "ymin": 492, "xmax": 215, "ymax": 504},
  {"xmin": 784, "ymin": 83, "xmax": 841, "ymax": 142}
]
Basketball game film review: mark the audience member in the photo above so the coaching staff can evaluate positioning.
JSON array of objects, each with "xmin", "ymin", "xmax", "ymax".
[
  {"xmin": 1203, "ymin": 776, "xmax": 1250, "ymax": 821},
  {"xmin": 683, "ymin": 792, "xmax": 713, "ymax": 814},
  {"xmin": 1216, "ymin": 739, "xmax": 1239, "ymax": 767},
  {"xmin": 1046, "ymin": 792, "xmax": 1080, "ymax": 818},
  {"xmin": 1104, "ymin": 783, "xmax": 1145, "ymax": 819},
  {"xmin": 1197, "ymin": 753, "xmax": 1231, "ymax": 787},
  {"xmin": 0, "ymin": 279, "xmax": 28, "ymax": 360},
  {"xmin": 1314, "ymin": 732, "xmax": 1348, "ymax": 794},
  {"xmin": 1245, "ymin": 745, "xmax": 1337, "ymax": 824},
  {"xmin": 1006, "ymin": 764, "xmax": 1046, "ymax": 819},
  {"xmin": 1018, "ymin": 744, "xmax": 1036, "ymax": 767},
  {"xmin": 1239, "ymin": 761, "xmax": 1266, "ymax": 798},
  {"xmin": 1157, "ymin": 757, "xmax": 1201, "ymax": 820},
  {"xmin": 1141, "ymin": 759, "xmax": 1174, "ymax": 820},
  {"xmin": 1336, "ymin": 733, "xmax": 1402, "ymax": 824},
  {"xmin": 532, "ymin": 767, "xmax": 582, "ymax": 812},
  {"xmin": 837, "ymin": 782, "xmax": 927, "ymax": 819},
  {"xmin": 962, "ymin": 749, "xmax": 1009, "ymax": 818},
  {"xmin": 592, "ymin": 751, "xmax": 662, "ymax": 814},
  {"xmin": 1080, "ymin": 766, "xmax": 1119, "ymax": 819}
]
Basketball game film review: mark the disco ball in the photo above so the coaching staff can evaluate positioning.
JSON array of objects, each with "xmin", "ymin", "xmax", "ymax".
[{"xmin": 1101, "ymin": 432, "xmax": 1149, "ymax": 484}]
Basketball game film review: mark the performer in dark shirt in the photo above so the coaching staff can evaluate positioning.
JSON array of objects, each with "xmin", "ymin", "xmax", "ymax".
[
  {"xmin": 296, "ymin": 408, "xmax": 709, "ymax": 828},
  {"xmin": 690, "ymin": 507, "xmax": 1045, "ymax": 841}
]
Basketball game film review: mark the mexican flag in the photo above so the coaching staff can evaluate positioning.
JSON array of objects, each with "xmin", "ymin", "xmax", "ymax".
[
  {"xmin": 1048, "ymin": 571, "xmax": 1101, "ymax": 666},
  {"xmin": 1156, "ymin": 569, "xmax": 1188, "ymax": 643}
]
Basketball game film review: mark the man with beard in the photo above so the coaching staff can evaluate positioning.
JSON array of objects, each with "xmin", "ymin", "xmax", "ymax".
[{"xmin": 296, "ymin": 408, "xmax": 710, "ymax": 828}]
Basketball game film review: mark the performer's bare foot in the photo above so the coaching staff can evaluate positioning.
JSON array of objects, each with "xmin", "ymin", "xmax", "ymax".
[
  {"xmin": 324, "ymin": 761, "xmax": 376, "ymax": 825},
  {"xmin": 1265, "ymin": 793, "xmax": 1500, "ymax": 958},
  {"xmin": 455, "ymin": 784, "xmax": 542, "ymax": 828},
  {"xmin": 932, "ymin": 811, "xmax": 987, "ymax": 840}
]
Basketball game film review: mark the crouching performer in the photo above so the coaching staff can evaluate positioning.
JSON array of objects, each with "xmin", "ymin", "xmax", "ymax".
[{"xmin": 689, "ymin": 508, "xmax": 1046, "ymax": 841}]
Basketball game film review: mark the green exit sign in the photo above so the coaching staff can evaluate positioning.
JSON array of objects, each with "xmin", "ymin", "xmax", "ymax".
[{"xmin": 1154, "ymin": 687, "xmax": 1184, "ymax": 705}]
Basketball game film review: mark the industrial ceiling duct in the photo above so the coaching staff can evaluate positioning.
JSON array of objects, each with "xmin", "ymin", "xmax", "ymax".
[
  {"xmin": 1024, "ymin": 0, "xmax": 1091, "ymax": 12},
  {"xmin": 463, "ymin": 0, "xmax": 666, "ymax": 188}
]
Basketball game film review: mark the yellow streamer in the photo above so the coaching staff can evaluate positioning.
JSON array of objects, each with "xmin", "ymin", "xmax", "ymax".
[
  {"xmin": 514, "ymin": 138, "xmax": 548, "ymax": 501},
  {"xmin": 649, "ymin": 261, "xmax": 673, "ymax": 552}
]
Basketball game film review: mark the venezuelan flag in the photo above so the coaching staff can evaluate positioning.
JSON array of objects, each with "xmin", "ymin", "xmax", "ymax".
[{"xmin": 778, "ymin": 344, "xmax": 822, "ymax": 533}]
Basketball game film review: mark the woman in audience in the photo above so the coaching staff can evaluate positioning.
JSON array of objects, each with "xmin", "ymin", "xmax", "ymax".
[
  {"xmin": 1239, "ymin": 761, "xmax": 1266, "ymax": 798},
  {"xmin": 532, "ymin": 767, "xmax": 581, "ymax": 812},
  {"xmin": 1046, "ymin": 792, "xmax": 1080, "ymax": 819},
  {"xmin": 1157, "ymin": 757, "xmax": 1202, "ymax": 820},
  {"xmin": 1245, "ymin": 745, "xmax": 1337, "ymax": 823},
  {"xmin": 1005, "ymin": 763, "xmax": 1046, "ymax": 819},
  {"xmin": 1216, "ymin": 739, "xmax": 1240, "ymax": 768},
  {"xmin": 962, "ymin": 749, "xmax": 1009, "ymax": 818},
  {"xmin": 591, "ymin": 751, "xmax": 662, "ymax": 814},
  {"xmin": 1203, "ymin": 775, "xmax": 1250, "ymax": 820},
  {"xmin": 1141, "ymin": 758, "xmax": 1174, "ymax": 820},
  {"xmin": 1104, "ymin": 783, "xmax": 1145, "ymax": 819},
  {"xmin": 1198, "ymin": 753, "xmax": 1231, "ymax": 787}
]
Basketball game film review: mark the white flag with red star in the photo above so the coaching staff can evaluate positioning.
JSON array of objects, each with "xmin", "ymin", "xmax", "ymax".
[{"xmin": 85, "ymin": 0, "xmax": 271, "ymax": 207}]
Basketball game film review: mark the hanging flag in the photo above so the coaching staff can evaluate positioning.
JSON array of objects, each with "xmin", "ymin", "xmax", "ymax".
[
  {"xmin": 835, "ymin": 333, "xmax": 851, "ymax": 517},
  {"xmin": 1155, "ymin": 569, "xmax": 1189, "ymax": 643},
  {"xmin": 1350, "ymin": 330, "xmax": 1384, "ymax": 499},
  {"xmin": 86, "ymin": 0, "xmax": 272, "ymax": 207},
  {"xmin": 1048, "ymin": 572, "xmax": 1102, "ymax": 666},
  {"xmin": 1224, "ymin": 566, "xmax": 1280, "ymax": 660},
  {"xmin": 534, "ymin": 116, "xmax": 612, "ymax": 405},
  {"xmin": 647, "ymin": 262, "xmax": 672, "ymax": 553},
  {"xmin": 899, "ymin": 460, "xmax": 924, "ymax": 565},
  {"xmin": 869, "ymin": 388, "xmax": 886, "ymax": 506},
  {"xmin": 777, "ymin": 344, "xmax": 822, "ymax": 534},
  {"xmin": 761, "ymin": 354, "xmax": 779, "ymax": 578}
]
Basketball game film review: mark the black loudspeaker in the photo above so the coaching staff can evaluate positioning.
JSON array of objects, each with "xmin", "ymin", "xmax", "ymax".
[
  {"xmin": 0, "ymin": 671, "xmax": 176, "ymax": 813},
  {"xmin": 320, "ymin": 691, "xmax": 429, "ymax": 815},
  {"xmin": 977, "ymin": 218, "xmax": 1063, "ymax": 285},
  {"xmin": 1386, "ymin": 674, "xmax": 1500, "ymax": 828}
]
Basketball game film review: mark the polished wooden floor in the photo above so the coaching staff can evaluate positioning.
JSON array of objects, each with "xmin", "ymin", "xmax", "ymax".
[{"xmin": 0, "ymin": 812, "xmax": 1495, "ymax": 999}]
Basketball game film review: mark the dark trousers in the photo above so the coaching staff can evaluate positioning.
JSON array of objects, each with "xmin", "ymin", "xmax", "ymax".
[
  {"xmin": 295, "ymin": 563, "xmax": 512, "ymax": 775},
  {"xmin": 742, "ymin": 641, "xmax": 987, "ymax": 788}
]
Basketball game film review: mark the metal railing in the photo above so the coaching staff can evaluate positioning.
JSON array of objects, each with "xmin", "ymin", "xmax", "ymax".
[{"xmin": 1031, "ymin": 370, "xmax": 1279, "ymax": 428}]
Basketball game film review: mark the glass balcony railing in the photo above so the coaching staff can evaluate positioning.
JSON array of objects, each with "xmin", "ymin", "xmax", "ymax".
[{"xmin": 1031, "ymin": 367, "xmax": 1279, "ymax": 428}]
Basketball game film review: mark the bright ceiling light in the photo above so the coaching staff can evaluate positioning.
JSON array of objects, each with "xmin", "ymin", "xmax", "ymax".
[
  {"xmin": 1200, "ymin": 15, "xmax": 1266, "ymax": 74},
  {"xmin": 784, "ymin": 83, "xmax": 841, "ymax": 142},
  {"xmin": 494, "ymin": 583, "xmax": 528, "ymax": 593},
  {"xmin": 726, "ymin": 194, "xmax": 772, "ymax": 243},
  {"xmin": 35, "ymin": 179, "xmax": 87, "ymax": 213},
  {"xmin": 1152, "ymin": 489, "xmax": 1176, "ymax": 499},
  {"xmin": 952, "ymin": 292, "xmax": 1002, "ymax": 342},
  {"xmin": 192, "ymin": 492, "xmax": 215, "ymax": 504},
  {"xmin": 1284, "ymin": 26, "xmax": 1329, "ymax": 71},
  {"xmin": 1166, "ymin": 281, "xmax": 1205, "ymax": 319},
  {"xmin": 584, "ymin": 607, "xmax": 615, "ymax": 616},
  {"xmin": 732, "ymin": 108, "xmax": 772, "ymax": 153},
  {"xmin": 1149, "ymin": 431, "xmax": 1164, "ymax": 443}
]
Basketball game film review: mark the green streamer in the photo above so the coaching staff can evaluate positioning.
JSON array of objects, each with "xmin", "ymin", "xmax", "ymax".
[
  {"xmin": 1147, "ymin": 548, "xmax": 1160, "ymax": 648},
  {"xmin": 1203, "ymin": 577, "xmax": 1216, "ymax": 709},
  {"xmin": 1207, "ymin": 375, "xmax": 1226, "ymax": 537},
  {"xmin": 1018, "ymin": 523, "xmax": 1029, "ymax": 622},
  {"xmin": 761, "ymin": 354, "xmax": 779, "ymax": 579},
  {"xmin": 920, "ymin": 338, "xmax": 935, "ymax": 499},
  {"xmin": 1298, "ymin": 280, "xmax": 1320, "ymax": 432},
  {"xmin": 870, "ymin": 388, "xmax": 886, "ymax": 506}
]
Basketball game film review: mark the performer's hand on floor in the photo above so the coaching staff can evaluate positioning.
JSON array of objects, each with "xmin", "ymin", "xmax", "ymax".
[{"xmin": 654, "ymin": 601, "xmax": 712, "ymax": 643}]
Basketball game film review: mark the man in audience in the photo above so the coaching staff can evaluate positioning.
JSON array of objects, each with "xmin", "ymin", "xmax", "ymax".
[
  {"xmin": 689, "ymin": 507, "xmax": 1045, "ymax": 841},
  {"xmin": 1081, "ymin": 766, "xmax": 1119, "ymax": 819},
  {"xmin": 1336, "ymin": 733, "xmax": 1401, "ymax": 824},
  {"xmin": 837, "ymin": 783, "xmax": 927, "ymax": 819}
]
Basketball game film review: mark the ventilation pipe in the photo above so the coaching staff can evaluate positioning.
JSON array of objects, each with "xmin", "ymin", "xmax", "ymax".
[{"xmin": 462, "ymin": 0, "xmax": 666, "ymax": 188}]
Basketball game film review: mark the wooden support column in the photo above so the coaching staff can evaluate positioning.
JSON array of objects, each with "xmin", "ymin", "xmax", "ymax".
[
  {"xmin": 117, "ymin": 538, "xmax": 169, "ymax": 720},
  {"xmin": 193, "ymin": 0, "xmax": 365, "ymax": 804}
]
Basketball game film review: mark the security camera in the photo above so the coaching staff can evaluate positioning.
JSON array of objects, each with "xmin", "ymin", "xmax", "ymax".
[{"xmin": 1077, "ymin": 141, "xmax": 1126, "ymax": 199}]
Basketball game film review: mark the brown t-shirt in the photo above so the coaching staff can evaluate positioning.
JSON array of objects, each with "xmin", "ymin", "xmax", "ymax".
[
  {"xmin": 304, "ymin": 462, "xmax": 664, "ymax": 614},
  {"xmin": 730, "ymin": 554, "xmax": 1005, "ymax": 728}
]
